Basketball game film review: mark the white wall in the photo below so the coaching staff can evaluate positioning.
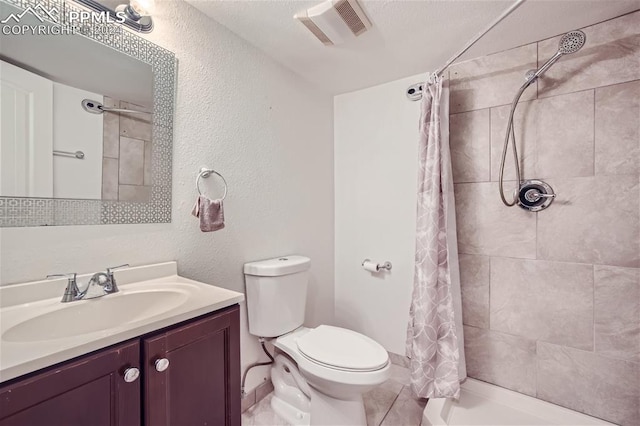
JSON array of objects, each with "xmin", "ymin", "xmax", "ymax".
[
  {"xmin": 0, "ymin": 0, "xmax": 334, "ymax": 393},
  {"xmin": 334, "ymin": 73, "xmax": 422, "ymax": 355},
  {"xmin": 53, "ymin": 82, "xmax": 103, "ymax": 199}
]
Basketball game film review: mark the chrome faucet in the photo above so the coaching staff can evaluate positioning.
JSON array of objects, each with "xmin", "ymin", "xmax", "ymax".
[{"xmin": 47, "ymin": 264, "xmax": 129, "ymax": 303}]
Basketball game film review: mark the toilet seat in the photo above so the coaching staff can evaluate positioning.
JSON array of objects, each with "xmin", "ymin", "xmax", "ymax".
[
  {"xmin": 296, "ymin": 325, "xmax": 388, "ymax": 372},
  {"xmin": 274, "ymin": 326, "xmax": 390, "ymax": 398}
]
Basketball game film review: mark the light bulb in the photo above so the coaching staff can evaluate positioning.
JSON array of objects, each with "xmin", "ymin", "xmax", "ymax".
[{"xmin": 129, "ymin": 0, "xmax": 154, "ymax": 16}]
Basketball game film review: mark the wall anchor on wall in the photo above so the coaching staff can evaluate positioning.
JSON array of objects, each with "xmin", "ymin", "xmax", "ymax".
[
  {"xmin": 362, "ymin": 259, "xmax": 392, "ymax": 272},
  {"xmin": 406, "ymin": 83, "xmax": 423, "ymax": 101}
]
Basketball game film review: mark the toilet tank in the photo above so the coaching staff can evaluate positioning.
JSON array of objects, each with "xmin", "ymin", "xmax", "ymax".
[{"xmin": 244, "ymin": 255, "xmax": 311, "ymax": 338}]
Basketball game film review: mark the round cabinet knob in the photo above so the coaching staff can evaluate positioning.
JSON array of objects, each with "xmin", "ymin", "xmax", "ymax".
[
  {"xmin": 155, "ymin": 358, "xmax": 170, "ymax": 372},
  {"xmin": 123, "ymin": 367, "xmax": 140, "ymax": 383}
]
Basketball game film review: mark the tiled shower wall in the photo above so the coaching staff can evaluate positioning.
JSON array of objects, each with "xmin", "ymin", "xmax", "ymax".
[
  {"xmin": 101, "ymin": 97, "xmax": 153, "ymax": 202},
  {"xmin": 449, "ymin": 11, "xmax": 639, "ymax": 426}
]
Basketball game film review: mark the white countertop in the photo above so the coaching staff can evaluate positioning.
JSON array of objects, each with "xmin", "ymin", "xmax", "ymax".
[{"xmin": 0, "ymin": 262, "xmax": 244, "ymax": 384}]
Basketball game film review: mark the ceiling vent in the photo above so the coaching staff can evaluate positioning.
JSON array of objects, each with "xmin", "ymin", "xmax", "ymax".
[{"xmin": 294, "ymin": 0, "xmax": 372, "ymax": 46}]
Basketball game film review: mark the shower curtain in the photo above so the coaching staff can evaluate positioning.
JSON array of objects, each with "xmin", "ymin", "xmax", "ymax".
[{"xmin": 406, "ymin": 75, "xmax": 466, "ymax": 399}]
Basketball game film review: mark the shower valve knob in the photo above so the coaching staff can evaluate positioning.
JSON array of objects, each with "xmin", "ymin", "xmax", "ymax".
[{"xmin": 518, "ymin": 180, "xmax": 555, "ymax": 212}]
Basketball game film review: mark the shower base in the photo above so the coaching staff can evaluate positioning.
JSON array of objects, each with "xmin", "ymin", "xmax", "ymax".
[{"xmin": 422, "ymin": 378, "xmax": 614, "ymax": 425}]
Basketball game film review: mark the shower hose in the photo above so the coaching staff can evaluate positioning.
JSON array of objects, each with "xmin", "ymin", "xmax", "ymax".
[{"xmin": 498, "ymin": 81, "xmax": 533, "ymax": 207}]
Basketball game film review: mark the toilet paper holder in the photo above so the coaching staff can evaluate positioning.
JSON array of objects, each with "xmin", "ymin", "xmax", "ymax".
[{"xmin": 362, "ymin": 259, "xmax": 393, "ymax": 272}]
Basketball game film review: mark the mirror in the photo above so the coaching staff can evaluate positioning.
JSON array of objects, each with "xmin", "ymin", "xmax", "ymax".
[{"xmin": 0, "ymin": 0, "xmax": 176, "ymax": 226}]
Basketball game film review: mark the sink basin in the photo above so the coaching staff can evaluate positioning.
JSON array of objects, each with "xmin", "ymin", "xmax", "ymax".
[
  {"xmin": 3, "ymin": 290, "xmax": 189, "ymax": 342},
  {"xmin": 0, "ymin": 262, "xmax": 245, "ymax": 384}
]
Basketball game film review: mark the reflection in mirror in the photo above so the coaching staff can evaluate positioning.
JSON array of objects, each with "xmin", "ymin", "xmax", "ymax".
[
  {"xmin": 0, "ymin": 7, "xmax": 153, "ymax": 202},
  {"xmin": 0, "ymin": 0, "xmax": 175, "ymax": 227}
]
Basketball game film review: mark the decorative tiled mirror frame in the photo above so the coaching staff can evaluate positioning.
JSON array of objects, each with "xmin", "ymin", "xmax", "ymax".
[{"xmin": 0, "ymin": 0, "xmax": 176, "ymax": 226}]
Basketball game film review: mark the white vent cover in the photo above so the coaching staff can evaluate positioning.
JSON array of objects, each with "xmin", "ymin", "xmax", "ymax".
[{"xmin": 294, "ymin": 0, "xmax": 372, "ymax": 46}]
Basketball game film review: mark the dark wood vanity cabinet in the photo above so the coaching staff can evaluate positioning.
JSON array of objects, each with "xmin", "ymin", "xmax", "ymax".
[
  {"xmin": 0, "ymin": 305, "xmax": 240, "ymax": 426},
  {"xmin": 143, "ymin": 305, "xmax": 241, "ymax": 426},
  {"xmin": 0, "ymin": 340, "xmax": 141, "ymax": 426}
]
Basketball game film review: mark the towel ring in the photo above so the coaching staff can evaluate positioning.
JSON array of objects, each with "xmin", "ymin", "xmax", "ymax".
[{"xmin": 196, "ymin": 167, "xmax": 228, "ymax": 200}]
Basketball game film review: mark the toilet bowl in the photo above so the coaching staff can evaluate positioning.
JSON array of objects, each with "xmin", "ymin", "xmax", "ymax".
[
  {"xmin": 244, "ymin": 255, "xmax": 390, "ymax": 425},
  {"xmin": 271, "ymin": 326, "xmax": 390, "ymax": 425}
]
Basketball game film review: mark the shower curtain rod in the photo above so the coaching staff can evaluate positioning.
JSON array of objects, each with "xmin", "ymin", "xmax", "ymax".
[{"xmin": 406, "ymin": 0, "xmax": 527, "ymax": 100}]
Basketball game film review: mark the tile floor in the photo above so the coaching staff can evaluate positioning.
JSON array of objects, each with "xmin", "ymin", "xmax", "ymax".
[{"xmin": 242, "ymin": 364, "xmax": 427, "ymax": 425}]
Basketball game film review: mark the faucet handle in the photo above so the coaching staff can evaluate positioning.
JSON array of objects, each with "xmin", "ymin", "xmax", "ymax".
[
  {"xmin": 47, "ymin": 273, "xmax": 80, "ymax": 303},
  {"xmin": 106, "ymin": 264, "xmax": 129, "ymax": 293},
  {"xmin": 106, "ymin": 264, "xmax": 129, "ymax": 275},
  {"xmin": 47, "ymin": 272, "xmax": 77, "ymax": 280}
]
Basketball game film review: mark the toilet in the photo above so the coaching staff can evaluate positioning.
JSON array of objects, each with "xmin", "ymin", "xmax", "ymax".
[{"xmin": 244, "ymin": 256, "xmax": 390, "ymax": 426}]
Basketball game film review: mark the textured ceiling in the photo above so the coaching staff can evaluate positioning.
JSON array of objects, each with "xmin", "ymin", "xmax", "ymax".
[{"xmin": 187, "ymin": 0, "xmax": 640, "ymax": 94}]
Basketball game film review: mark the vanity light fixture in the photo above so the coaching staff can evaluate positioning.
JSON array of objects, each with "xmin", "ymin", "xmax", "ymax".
[
  {"xmin": 115, "ymin": 0, "xmax": 153, "ymax": 25},
  {"xmin": 74, "ymin": 0, "xmax": 154, "ymax": 33}
]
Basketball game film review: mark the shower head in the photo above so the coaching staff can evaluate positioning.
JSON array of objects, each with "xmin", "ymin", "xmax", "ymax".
[
  {"xmin": 525, "ymin": 30, "xmax": 586, "ymax": 83},
  {"xmin": 558, "ymin": 30, "xmax": 586, "ymax": 55}
]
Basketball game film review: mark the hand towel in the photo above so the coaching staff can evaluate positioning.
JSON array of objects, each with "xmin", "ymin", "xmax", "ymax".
[{"xmin": 191, "ymin": 196, "xmax": 225, "ymax": 232}]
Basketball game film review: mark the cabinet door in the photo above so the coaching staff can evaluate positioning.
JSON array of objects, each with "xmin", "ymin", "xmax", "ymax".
[
  {"xmin": 143, "ymin": 305, "xmax": 240, "ymax": 426},
  {"xmin": 0, "ymin": 340, "xmax": 140, "ymax": 426}
]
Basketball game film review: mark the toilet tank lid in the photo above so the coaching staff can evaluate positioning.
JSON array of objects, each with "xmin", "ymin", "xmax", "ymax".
[{"xmin": 244, "ymin": 255, "xmax": 311, "ymax": 276}]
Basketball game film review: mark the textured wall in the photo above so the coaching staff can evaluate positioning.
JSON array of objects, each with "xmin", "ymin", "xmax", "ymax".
[
  {"xmin": 0, "ymin": 0, "xmax": 334, "ymax": 393},
  {"xmin": 450, "ymin": 11, "xmax": 639, "ymax": 426}
]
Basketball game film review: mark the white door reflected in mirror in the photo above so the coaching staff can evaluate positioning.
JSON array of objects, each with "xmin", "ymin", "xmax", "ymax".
[{"xmin": 0, "ymin": 60, "xmax": 53, "ymax": 198}]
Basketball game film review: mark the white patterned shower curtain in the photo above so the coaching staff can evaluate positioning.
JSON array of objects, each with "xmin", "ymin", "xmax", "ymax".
[{"xmin": 406, "ymin": 75, "xmax": 467, "ymax": 399}]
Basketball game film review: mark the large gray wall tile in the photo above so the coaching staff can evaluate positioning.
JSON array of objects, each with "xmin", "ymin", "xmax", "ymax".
[
  {"xmin": 595, "ymin": 80, "xmax": 640, "ymax": 176},
  {"xmin": 491, "ymin": 257, "xmax": 593, "ymax": 350},
  {"xmin": 537, "ymin": 175, "xmax": 640, "ymax": 267},
  {"xmin": 450, "ymin": 109, "xmax": 490, "ymax": 183},
  {"xmin": 490, "ymin": 90, "xmax": 595, "ymax": 181},
  {"xmin": 103, "ymin": 96, "xmax": 119, "ymax": 159},
  {"xmin": 459, "ymin": 254, "xmax": 490, "ymax": 328},
  {"xmin": 455, "ymin": 182, "xmax": 536, "ymax": 258},
  {"xmin": 450, "ymin": 44, "xmax": 538, "ymax": 113},
  {"xmin": 103, "ymin": 111, "xmax": 120, "ymax": 159},
  {"xmin": 119, "ymin": 101, "xmax": 152, "ymax": 114},
  {"xmin": 119, "ymin": 185, "xmax": 151, "ymax": 203},
  {"xmin": 537, "ymin": 11, "xmax": 640, "ymax": 98},
  {"xmin": 119, "ymin": 136, "xmax": 145, "ymax": 186},
  {"xmin": 490, "ymin": 100, "xmax": 537, "ymax": 182},
  {"xmin": 101, "ymin": 157, "xmax": 118, "ymax": 200},
  {"xmin": 595, "ymin": 265, "xmax": 640, "ymax": 362},
  {"xmin": 464, "ymin": 325, "xmax": 537, "ymax": 396},
  {"xmin": 535, "ymin": 90, "xmax": 594, "ymax": 178},
  {"xmin": 120, "ymin": 112, "xmax": 152, "ymax": 141},
  {"xmin": 537, "ymin": 342, "xmax": 640, "ymax": 425}
]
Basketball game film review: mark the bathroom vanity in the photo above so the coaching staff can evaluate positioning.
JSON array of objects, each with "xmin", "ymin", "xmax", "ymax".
[{"xmin": 0, "ymin": 262, "xmax": 244, "ymax": 426}]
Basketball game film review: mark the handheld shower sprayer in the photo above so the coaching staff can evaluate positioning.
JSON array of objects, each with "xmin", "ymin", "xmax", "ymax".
[
  {"xmin": 526, "ymin": 31, "xmax": 586, "ymax": 84},
  {"xmin": 498, "ymin": 30, "xmax": 586, "ymax": 210}
]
